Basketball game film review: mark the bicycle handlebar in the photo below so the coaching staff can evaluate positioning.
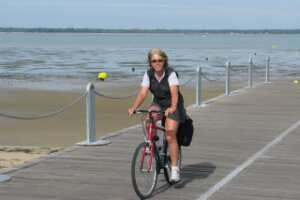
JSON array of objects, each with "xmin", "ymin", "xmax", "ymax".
[{"xmin": 134, "ymin": 109, "xmax": 165, "ymax": 115}]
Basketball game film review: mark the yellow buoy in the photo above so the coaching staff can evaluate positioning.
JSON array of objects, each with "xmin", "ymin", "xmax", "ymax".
[
  {"xmin": 97, "ymin": 72, "xmax": 107, "ymax": 81},
  {"xmin": 272, "ymin": 45, "xmax": 276, "ymax": 49},
  {"xmin": 132, "ymin": 66, "xmax": 135, "ymax": 72},
  {"xmin": 294, "ymin": 80, "xmax": 298, "ymax": 84},
  {"xmin": 206, "ymin": 56, "xmax": 209, "ymax": 61}
]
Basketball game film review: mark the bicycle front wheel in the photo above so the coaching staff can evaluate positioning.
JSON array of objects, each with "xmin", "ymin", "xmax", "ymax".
[{"xmin": 131, "ymin": 142, "xmax": 158, "ymax": 199}]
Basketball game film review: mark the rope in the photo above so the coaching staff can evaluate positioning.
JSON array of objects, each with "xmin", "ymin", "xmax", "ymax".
[
  {"xmin": 230, "ymin": 65, "xmax": 248, "ymax": 74},
  {"xmin": 94, "ymin": 90, "xmax": 139, "ymax": 99},
  {"xmin": 0, "ymin": 92, "xmax": 87, "ymax": 120},
  {"xmin": 201, "ymin": 69, "xmax": 226, "ymax": 81},
  {"xmin": 179, "ymin": 72, "xmax": 197, "ymax": 86},
  {"xmin": 251, "ymin": 63, "xmax": 265, "ymax": 69}
]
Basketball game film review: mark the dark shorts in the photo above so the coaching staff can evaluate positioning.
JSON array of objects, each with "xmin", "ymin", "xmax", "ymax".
[{"xmin": 151, "ymin": 101, "xmax": 186, "ymax": 123}]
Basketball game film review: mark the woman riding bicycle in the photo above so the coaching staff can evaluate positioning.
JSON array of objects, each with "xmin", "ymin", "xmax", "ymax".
[{"xmin": 128, "ymin": 48, "xmax": 186, "ymax": 183}]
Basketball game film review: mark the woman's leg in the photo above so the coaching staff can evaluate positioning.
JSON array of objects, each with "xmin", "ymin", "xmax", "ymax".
[{"xmin": 165, "ymin": 118, "xmax": 179, "ymax": 167}]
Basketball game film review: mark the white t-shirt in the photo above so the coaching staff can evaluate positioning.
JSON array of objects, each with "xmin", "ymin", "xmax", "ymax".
[{"xmin": 141, "ymin": 70, "xmax": 179, "ymax": 88}]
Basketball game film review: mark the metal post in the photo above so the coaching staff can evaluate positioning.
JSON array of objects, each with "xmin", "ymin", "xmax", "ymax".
[
  {"xmin": 87, "ymin": 83, "xmax": 95, "ymax": 143},
  {"xmin": 221, "ymin": 61, "xmax": 238, "ymax": 97},
  {"xmin": 196, "ymin": 67, "xmax": 201, "ymax": 106},
  {"xmin": 248, "ymin": 58, "xmax": 253, "ymax": 88},
  {"xmin": 195, "ymin": 67, "xmax": 210, "ymax": 107},
  {"xmin": 266, "ymin": 56, "xmax": 270, "ymax": 83},
  {"xmin": 226, "ymin": 61, "xmax": 230, "ymax": 95},
  {"xmin": 77, "ymin": 83, "xmax": 111, "ymax": 146}
]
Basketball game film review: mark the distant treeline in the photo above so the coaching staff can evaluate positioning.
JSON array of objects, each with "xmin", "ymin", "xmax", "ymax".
[{"xmin": 1, "ymin": 27, "xmax": 300, "ymax": 34}]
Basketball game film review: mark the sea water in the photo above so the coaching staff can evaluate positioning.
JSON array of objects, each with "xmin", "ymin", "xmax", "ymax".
[{"xmin": 0, "ymin": 33, "xmax": 299, "ymax": 91}]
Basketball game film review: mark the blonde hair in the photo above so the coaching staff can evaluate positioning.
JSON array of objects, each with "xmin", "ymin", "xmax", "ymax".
[{"xmin": 147, "ymin": 48, "xmax": 169, "ymax": 68}]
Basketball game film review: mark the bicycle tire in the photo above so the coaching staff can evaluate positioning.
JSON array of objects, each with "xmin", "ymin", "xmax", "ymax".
[
  {"xmin": 131, "ymin": 142, "xmax": 158, "ymax": 199},
  {"xmin": 164, "ymin": 144, "xmax": 182, "ymax": 185}
]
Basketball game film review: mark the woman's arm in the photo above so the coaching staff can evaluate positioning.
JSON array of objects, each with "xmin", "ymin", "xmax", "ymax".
[{"xmin": 128, "ymin": 86, "xmax": 149, "ymax": 116}]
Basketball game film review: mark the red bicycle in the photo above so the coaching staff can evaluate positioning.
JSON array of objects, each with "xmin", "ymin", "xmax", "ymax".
[{"xmin": 131, "ymin": 109, "xmax": 181, "ymax": 199}]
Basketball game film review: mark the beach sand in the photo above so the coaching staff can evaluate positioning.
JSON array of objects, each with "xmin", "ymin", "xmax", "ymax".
[
  {"xmin": 0, "ymin": 78, "xmax": 263, "ymax": 170},
  {"xmin": 0, "ymin": 146, "xmax": 62, "ymax": 170}
]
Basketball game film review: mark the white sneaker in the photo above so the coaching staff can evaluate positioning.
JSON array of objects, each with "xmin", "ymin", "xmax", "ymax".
[{"xmin": 171, "ymin": 166, "xmax": 180, "ymax": 183}]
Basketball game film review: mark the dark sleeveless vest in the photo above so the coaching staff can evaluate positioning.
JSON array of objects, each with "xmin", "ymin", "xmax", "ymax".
[{"xmin": 147, "ymin": 67, "xmax": 184, "ymax": 107}]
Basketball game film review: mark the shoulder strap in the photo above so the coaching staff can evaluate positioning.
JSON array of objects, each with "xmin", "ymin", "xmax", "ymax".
[
  {"xmin": 147, "ymin": 68, "xmax": 155, "ymax": 78},
  {"xmin": 165, "ymin": 67, "xmax": 179, "ymax": 78}
]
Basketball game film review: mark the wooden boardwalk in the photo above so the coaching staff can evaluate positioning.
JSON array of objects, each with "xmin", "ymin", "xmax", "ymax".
[{"xmin": 1, "ymin": 82, "xmax": 300, "ymax": 200}]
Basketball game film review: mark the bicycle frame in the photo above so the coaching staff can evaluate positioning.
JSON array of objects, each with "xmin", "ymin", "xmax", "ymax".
[{"xmin": 138, "ymin": 110, "xmax": 166, "ymax": 172}]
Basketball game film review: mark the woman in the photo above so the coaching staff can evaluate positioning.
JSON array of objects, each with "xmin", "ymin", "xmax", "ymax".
[{"xmin": 128, "ymin": 48, "xmax": 185, "ymax": 183}]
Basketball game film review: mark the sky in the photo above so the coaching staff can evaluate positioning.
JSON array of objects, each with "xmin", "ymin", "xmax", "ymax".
[{"xmin": 1, "ymin": 0, "xmax": 300, "ymax": 30}]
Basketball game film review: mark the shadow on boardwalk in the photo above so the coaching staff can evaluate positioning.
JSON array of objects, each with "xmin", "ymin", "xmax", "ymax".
[
  {"xmin": 153, "ymin": 162, "xmax": 216, "ymax": 197},
  {"xmin": 177, "ymin": 162, "xmax": 216, "ymax": 189}
]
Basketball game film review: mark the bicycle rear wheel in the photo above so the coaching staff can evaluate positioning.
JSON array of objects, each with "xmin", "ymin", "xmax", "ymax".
[
  {"xmin": 131, "ymin": 142, "xmax": 158, "ymax": 199},
  {"xmin": 164, "ymin": 144, "xmax": 181, "ymax": 185}
]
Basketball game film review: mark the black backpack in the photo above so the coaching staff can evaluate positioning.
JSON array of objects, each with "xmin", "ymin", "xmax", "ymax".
[{"xmin": 176, "ymin": 115, "xmax": 194, "ymax": 146}]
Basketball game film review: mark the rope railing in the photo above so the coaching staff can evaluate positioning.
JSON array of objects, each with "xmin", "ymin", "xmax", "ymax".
[
  {"xmin": 201, "ymin": 70, "xmax": 226, "ymax": 81},
  {"xmin": 250, "ymin": 57, "xmax": 270, "ymax": 85},
  {"xmin": 250, "ymin": 62, "xmax": 265, "ymax": 69},
  {"xmin": 179, "ymin": 72, "xmax": 197, "ymax": 87},
  {"xmin": 0, "ymin": 92, "xmax": 87, "ymax": 120},
  {"xmin": 95, "ymin": 90, "xmax": 139, "ymax": 99},
  {"xmin": 230, "ymin": 65, "xmax": 249, "ymax": 74}
]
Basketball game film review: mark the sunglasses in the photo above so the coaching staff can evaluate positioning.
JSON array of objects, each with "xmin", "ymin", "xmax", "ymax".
[{"xmin": 151, "ymin": 59, "xmax": 164, "ymax": 63}]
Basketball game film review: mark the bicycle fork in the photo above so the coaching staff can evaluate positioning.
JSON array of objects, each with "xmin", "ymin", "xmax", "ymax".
[{"xmin": 140, "ymin": 122, "xmax": 154, "ymax": 172}]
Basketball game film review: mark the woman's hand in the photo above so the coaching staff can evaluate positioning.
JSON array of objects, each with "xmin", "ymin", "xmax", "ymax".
[
  {"xmin": 128, "ymin": 87, "xmax": 148, "ymax": 116},
  {"xmin": 128, "ymin": 108, "xmax": 135, "ymax": 116},
  {"xmin": 165, "ymin": 106, "xmax": 176, "ymax": 117}
]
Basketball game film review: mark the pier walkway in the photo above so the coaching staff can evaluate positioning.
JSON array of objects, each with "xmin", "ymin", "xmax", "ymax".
[{"xmin": 1, "ymin": 82, "xmax": 300, "ymax": 199}]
